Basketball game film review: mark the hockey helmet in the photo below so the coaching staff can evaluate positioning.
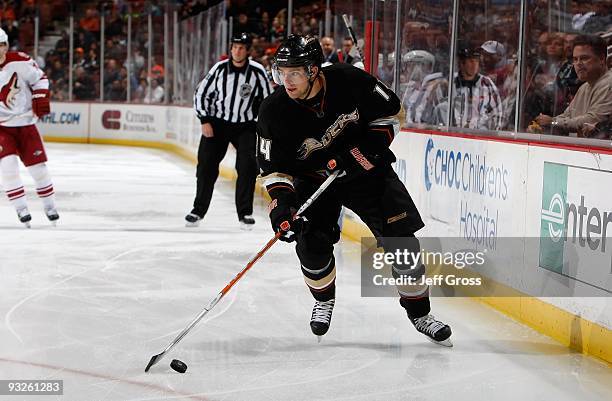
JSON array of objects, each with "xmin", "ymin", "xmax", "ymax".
[
  {"xmin": 272, "ymin": 34, "xmax": 323, "ymax": 85},
  {"xmin": 402, "ymin": 50, "xmax": 435, "ymax": 82},
  {"xmin": 457, "ymin": 41, "xmax": 481, "ymax": 59},
  {"xmin": 0, "ymin": 28, "xmax": 7, "ymax": 45},
  {"xmin": 231, "ymin": 32, "xmax": 252, "ymax": 49}
]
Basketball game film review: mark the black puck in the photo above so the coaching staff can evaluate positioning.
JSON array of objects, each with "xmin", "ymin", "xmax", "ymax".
[{"xmin": 170, "ymin": 359, "xmax": 187, "ymax": 373}]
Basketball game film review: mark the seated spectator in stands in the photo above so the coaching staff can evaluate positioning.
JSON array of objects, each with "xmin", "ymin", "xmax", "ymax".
[
  {"xmin": 149, "ymin": 57, "xmax": 164, "ymax": 80},
  {"xmin": 55, "ymin": 30, "xmax": 69, "ymax": 62},
  {"xmin": 432, "ymin": 44, "xmax": 503, "ymax": 130},
  {"xmin": 4, "ymin": 21, "xmax": 18, "ymax": 49},
  {"xmin": 105, "ymin": 79, "xmax": 126, "ymax": 101},
  {"xmin": 0, "ymin": 2, "xmax": 16, "ymax": 22},
  {"xmin": 233, "ymin": 13, "xmax": 251, "ymax": 36},
  {"xmin": 75, "ymin": 30, "xmax": 94, "ymax": 54},
  {"xmin": 105, "ymin": 39, "xmax": 123, "ymax": 62},
  {"xmin": 133, "ymin": 78, "xmax": 147, "ymax": 102},
  {"xmin": 49, "ymin": 59, "xmax": 66, "ymax": 83},
  {"xmin": 83, "ymin": 48, "xmax": 99, "ymax": 73},
  {"xmin": 533, "ymin": 35, "xmax": 612, "ymax": 138},
  {"xmin": 401, "ymin": 50, "xmax": 447, "ymax": 125},
  {"xmin": 338, "ymin": 36, "xmax": 359, "ymax": 64},
  {"xmin": 320, "ymin": 36, "xmax": 339, "ymax": 65},
  {"xmin": 73, "ymin": 66, "xmax": 96, "ymax": 100},
  {"xmin": 581, "ymin": 1, "xmax": 611, "ymax": 35},
  {"xmin": 143, "ymin": 78, "xmax": 164, "ymax": 104},
  {"xmin": 80, "ymin": 8, "xmax": 100, "ymax": 35},
  {"xmin": 554, "ymin": 34, "xmax": 582, "ymax": 112},
  {"xmin": 73, "ymin": 47, "xmax": 86, "ymax": 69},
  {"xmin": 103, "ymin": 58, "xmax": 120, "ymax": 89},
  {"xmin": 480, "ymin": 40, "xmax": 513, "ymax": 97}
]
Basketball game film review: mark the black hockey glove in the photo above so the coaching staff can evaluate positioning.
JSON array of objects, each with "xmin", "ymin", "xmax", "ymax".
[{"xmin": 269, "ymin": 200, "xmax": 305, "ymax": 243}]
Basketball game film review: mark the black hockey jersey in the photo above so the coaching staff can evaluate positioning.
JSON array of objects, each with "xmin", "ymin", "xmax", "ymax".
[{"xmin": 256, "ymin": 63, "xmax": 400, "ymax": 190}]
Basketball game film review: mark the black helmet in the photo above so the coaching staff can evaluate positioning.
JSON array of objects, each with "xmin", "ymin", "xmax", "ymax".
[
  {"xmin": 272, "ymin": 34, "xmax": 323, "ymax": 86},
  {"xmin": 231, "ymin": 32, "xmax": 252, "ymax": 49},
  {"xmin": 457, "ymin": 41, "xmax": 481, "ymax": 59},
  {"xmin": 273, "ymin": 34, "xmax": 323, "ymax": 68}
]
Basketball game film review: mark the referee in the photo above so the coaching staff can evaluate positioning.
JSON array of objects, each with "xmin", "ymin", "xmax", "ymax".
[{"xmin": 186, "ymin": 32, "xmax": 272, "ymax": 228}]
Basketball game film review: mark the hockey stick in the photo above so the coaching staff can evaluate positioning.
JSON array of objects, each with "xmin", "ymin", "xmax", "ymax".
[
  {"xmin": 144, "ymin": 170, "xmax": 341, "ymax": 372},
  {"xmin": 342, "ymin": 14, "xmax": 365, "ymax": 61}
]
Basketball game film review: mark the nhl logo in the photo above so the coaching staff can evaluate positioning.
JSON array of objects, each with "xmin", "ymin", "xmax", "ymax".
[{"xmin": 239, "ymin": 83, "xmax": 252, "ymax": 99}]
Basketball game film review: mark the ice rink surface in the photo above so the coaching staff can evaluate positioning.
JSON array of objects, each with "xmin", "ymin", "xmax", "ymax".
[{"xmin": 1, "ymin": 143, "xmax": 611, "ymax": 401}]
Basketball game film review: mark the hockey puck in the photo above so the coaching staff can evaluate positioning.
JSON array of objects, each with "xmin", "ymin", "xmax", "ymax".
[{"xmin": 170, "ymin": 359, "xmax": 188, "ymax": 373}]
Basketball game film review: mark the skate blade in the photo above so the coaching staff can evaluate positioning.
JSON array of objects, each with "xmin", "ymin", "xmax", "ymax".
[
  {"xmin": 185, "ymin": 221, "xmax": 201, "ymax": 228},
  {"xmin": 426, "ymin": 336, "xmax": 453, "ymax": 347},
  {"xmin": 317, "ymin": 336, "xmax": 322, "ymax": 344},
  {"xmin": 23, "ymin": 222, "xmax": 31, "ymax": 229},
  {"xmin": 240, "ymin": 223, "xmax": 254, "ymax": 231},
  {"xmin": 50, "ymin": 221, "xmax": 57, "ymax": 227}
]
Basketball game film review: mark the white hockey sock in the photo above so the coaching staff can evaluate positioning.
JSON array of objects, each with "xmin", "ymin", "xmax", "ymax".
[
  {"xmin": 0, "ymin": 154, "xmax": 28, "ymax": 211},
  {"xmin": 27, "ymin": 162, "xmax": 56, "ymax": 210}
]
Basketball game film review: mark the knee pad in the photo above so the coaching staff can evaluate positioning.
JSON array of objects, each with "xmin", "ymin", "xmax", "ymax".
[{"xmin": 0, "ymin": 154, "xmax": 21, "ymax": 182}]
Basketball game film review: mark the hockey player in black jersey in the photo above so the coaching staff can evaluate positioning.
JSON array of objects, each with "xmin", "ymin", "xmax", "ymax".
[{"xmin": 256, "ymin": 34, "xmax": 452, "ymax": 347}]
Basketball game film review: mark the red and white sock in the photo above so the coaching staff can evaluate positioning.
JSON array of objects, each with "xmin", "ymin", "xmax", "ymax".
[
  {"xmin": 28, "ymin": 163, "xmax": 56, "ymax": 210},
  {"xmin": 1, "ymin": 155, "xmax": 28, "ymax": 211}
]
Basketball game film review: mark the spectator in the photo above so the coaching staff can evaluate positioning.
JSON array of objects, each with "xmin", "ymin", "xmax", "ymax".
[
  {"xmin": 150, "ymin": 57, "xmax": 164, "ymax": 80},
  {"xmin": 55, "ymin": 30, "xmax": 70, "ymax": 61},
  {"xmin": 338, "ymin": 36, "xmax": 363, "ymax": 67},
  {"xmin": 73, "ymin": 47, "xmax": 86, "ymax": 69},
  {"xmin": 133, "ymin": 77, "xmax": 147, "ymax": 102},
  {"xmin": 480, "ymin": 40, "xmax": 512, "ymax": 96},
  {"xmin": 320, "ymin": 36, "xmax": 339, "ymax": 65},
  {"xmin": 49, "ymin": 59, "xmax": 66, "ymax": 83},
  {"xmin": 533, "ymin": 35, "xmax": 612, "ymax": 138},
  {"xmin": 433, "ymin": 44, "xmax": 503, "ymax": 130},
  {"xmin": 233, "ymin": 13, "xmax": 251, "ymax": 36},
  {"xmin": 83, "ymin": 48, "xmax": 99, "ymax": 73},
  {"xmin": 4, "ymin": 21, "xmax": 18, "ymax": 49},
  {"xmin": 80, "ymin": 8, "xmax": 100, "ymax": 35},
  {"xmin": 105, "ymin": 79, "xmax": 126, "ymax": 101},
  {"xmin": 143, "ymin": 78, "xmax": 164, "ymax": 104},
  {"xmin": 73, "ymin": 66, "xmax": 95, "ymax": 100},
  {"xmin": 103, "ymin": 58, "xmax": 120, "ymax": 89}
]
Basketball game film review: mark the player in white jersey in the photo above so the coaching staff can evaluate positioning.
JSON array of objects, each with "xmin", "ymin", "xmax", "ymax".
[{"xmin": 0, "ymin": 28, "xmax": 55, "ymax": 227}]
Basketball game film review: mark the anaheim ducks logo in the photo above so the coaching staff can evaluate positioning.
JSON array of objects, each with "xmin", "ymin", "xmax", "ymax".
[
  {"xmin": 0, "ymin": 72, "xmax": 20, "ymax": 109},
  {"xmin": 297, "ymin": 109, "xmax": 359, "ymax": 160}
]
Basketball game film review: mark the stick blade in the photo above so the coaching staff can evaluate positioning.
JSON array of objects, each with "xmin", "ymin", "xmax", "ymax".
[{"xmin": 145, "ymin": 353, "xmax": 163, "ymax": 372}]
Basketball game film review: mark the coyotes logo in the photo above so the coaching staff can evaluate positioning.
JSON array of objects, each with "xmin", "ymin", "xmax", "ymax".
[
  {"xmin": 0, "ymin": 72, "xmax": 20, "ymax": 109},
  {"xmin": 297, "ymin": 109, "xmax": 359, "ymax": 160}
]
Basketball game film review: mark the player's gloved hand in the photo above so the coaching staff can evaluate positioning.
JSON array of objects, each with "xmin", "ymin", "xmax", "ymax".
[
  {"xmin": 325, "ymin": 147, "xmax": 376, "ymax": 180},
  {"xmin": 32, "ymin": 89, "xmax": 51, "ymax": 117},
  {"xmin": 269, "ymin": 201, "xmax": 305, "ymax": 243}
]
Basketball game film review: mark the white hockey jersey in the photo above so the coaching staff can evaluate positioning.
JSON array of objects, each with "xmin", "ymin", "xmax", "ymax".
[{"xmin": 0, "ymin": 51, "xmax": 49, "ymax": 127}]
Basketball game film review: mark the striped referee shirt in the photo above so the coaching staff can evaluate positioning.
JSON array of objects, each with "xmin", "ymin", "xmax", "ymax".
[{"xmin": 194, "ymin": 58, "xmax": 272, "ymax": 124}]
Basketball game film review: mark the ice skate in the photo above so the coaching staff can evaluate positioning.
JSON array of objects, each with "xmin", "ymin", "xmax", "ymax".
[
  {"xmin": 239, "ymin": 215, "xmax": 255, "ymax": 230},
  {"xmin": 45, "ymin": 207, "xmax": 59, "ymax": 226},
  {"xmin": 310, "ymin": 298, "xmax": 335, "ymax": 340},
  {"xmin": 17, "ymin": 207, "xmax": 32, "ymax": 228},
  {"xmin": 185, "ymin": 210, "xmax": 203, "ymax": 227},
  {"xmin": 410, "ymin": 314, "xmax": 453, "ymax": 347}
]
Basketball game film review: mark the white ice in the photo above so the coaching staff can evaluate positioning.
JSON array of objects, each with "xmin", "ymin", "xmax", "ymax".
[{"xmin": 0, "ymin": 143, "xmax": 610, "ymax": 401}]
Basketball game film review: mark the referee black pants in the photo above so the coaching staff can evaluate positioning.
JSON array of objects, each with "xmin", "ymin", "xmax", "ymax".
[{"xmin": 192, "ymin": 119, "xmax": 257, "ymax": 220}]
